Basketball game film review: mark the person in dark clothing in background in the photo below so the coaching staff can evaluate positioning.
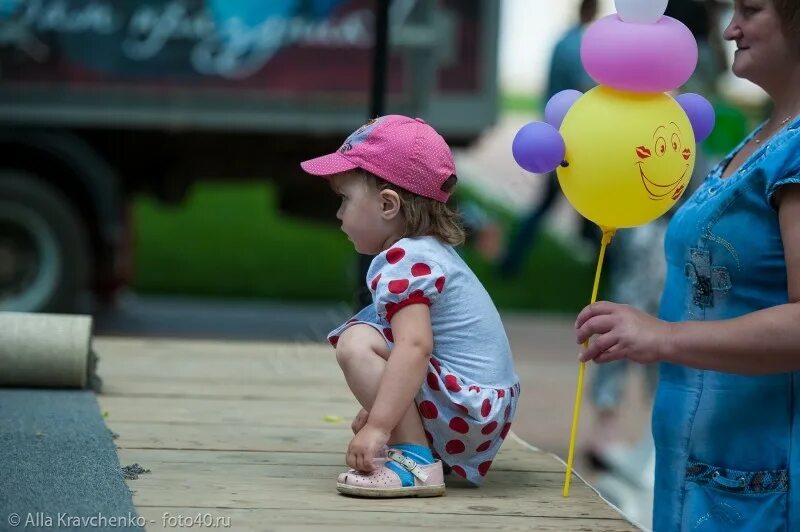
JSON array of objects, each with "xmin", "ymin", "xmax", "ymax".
[{"xmin": 498, "ymin": 0, "xmax": 598, "ymax": 278}]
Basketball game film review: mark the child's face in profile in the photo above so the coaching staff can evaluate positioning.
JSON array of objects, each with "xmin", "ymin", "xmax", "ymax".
[{"xmin": 330, "ymin": 172, "xmax": 400, "ymax": 254}]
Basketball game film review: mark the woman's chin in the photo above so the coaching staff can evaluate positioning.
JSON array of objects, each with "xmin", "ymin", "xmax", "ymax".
[
  {"xmin": 731, "ymin": 63, "xmax": 752, "ymax": 82},
  {"xmin": 731, "ymin": 54, "xmax": 756, "ymax": 80}
]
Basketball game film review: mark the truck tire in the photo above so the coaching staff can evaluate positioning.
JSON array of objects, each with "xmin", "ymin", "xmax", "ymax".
[{"xmin": 0, "ymin": 171, "xmax": 90, "ymax": 312}]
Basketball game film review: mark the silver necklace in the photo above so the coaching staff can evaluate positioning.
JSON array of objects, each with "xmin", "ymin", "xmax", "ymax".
[{"xmin": 754, "ymin": 115, "xmax": 794, "ymax": 144}]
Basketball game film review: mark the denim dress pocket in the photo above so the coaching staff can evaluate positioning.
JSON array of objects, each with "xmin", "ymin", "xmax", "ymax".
[{"xmin": 682, "ymin": 460, "xmax": 788, "ymax": 532}]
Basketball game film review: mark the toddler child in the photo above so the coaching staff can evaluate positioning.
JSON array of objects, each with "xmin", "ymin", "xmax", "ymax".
[{"xmin": 300, "ymin": 115, "xmax": 520, "ymax": 497}]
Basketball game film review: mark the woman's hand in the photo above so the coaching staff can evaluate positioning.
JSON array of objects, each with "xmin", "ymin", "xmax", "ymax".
[
  {"xmin": 346, "ymin": 423, "xmax": 390, "ymax": 472},
  {"xmin": 351, "ymin": 408, "xmax": 369, "ymax": 434},
  {"xmin": 575, "ymin": 301, "xmax": 672, "ymax": 364}
]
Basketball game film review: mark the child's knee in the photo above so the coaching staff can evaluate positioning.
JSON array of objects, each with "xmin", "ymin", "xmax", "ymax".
[{"xmin": 335, "ymin": 325, "xmax": 388, "ymax": 368}]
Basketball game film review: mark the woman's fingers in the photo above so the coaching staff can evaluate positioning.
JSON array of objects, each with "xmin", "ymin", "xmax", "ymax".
[
  {"xmin": 594, "ymin": 346, "xmax": 626, "ymax": 364},
  {"xmin": 580, "ymin": 332, "xmax": 619, "ymax": 362},
  {"xmin": 576, "ymin": 314, "xmax": 616, "ymax": 344},
  {"xmin": 575, "ymin": 301, "xmax": 619, "ymax": 329}
]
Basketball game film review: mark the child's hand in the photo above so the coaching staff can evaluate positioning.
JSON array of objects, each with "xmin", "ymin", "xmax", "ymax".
[
  {"xmin": 346, "ymin": 424, "xmax": 390, "ymax": 472},
  {"xmin": 575, "ymin": 301, "xmax": 671, "ymax": 365},
  {"xmin": 351, "ymin": 408, "xmax": 369, "ymax": 434}
]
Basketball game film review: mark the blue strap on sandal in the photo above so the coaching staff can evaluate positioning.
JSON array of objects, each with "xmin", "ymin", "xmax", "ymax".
[{"xmin": 386, "ymin": 444, "xmax": 434, "ymax": 487}]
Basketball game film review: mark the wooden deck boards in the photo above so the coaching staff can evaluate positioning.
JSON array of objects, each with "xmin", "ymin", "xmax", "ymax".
[{"xmin": 96, "ymin": 337, "xmax": 636, "ymax": 531}]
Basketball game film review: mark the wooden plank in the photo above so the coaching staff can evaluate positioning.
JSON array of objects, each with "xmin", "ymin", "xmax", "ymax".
[
  {"xmin": 122, "ymin": 461, "xmax": 617, "ymax": 519},
  {"xmin": 96, "ymin": 337, "xmax": 333, "ymax": 367},
  {"xmin": 116, "ymin": 447, "xmax": 565, "ymax": 473},
  {"xmin": 108, "ymin": 422, "xmax": 566, "ymax": 475},
  {"xmin": 95, "ymin": 337, "xmax": 636, "ymax": 531},
  {"xmin": 95, "ymin": 340, "xmax": 339, "ymax": 393},
  {"xmin": 99, "ymin": 396, "xmax": 361, "ymax": 428},
  {"xmin": 109, "ymin": 421, "xmax": 350, "ymax": 453},
  {"xmin": 101, "ymin": 379, "xmax": 352, "ymax": 401},
  {"xmin": 134, "ymin": 507, "xmax": 632, "ymax": 531}
]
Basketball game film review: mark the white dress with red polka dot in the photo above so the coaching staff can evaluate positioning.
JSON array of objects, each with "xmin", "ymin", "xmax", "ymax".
[{"xmin": 327, "ymin": 236, "xmax": 520, "ymax": 485}]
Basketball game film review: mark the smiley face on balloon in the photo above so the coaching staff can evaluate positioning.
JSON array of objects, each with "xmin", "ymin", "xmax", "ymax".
[
  {"xmin": 637, "ymin": 121, "xmax": 692, "ymax": 201},
  {"xmin": 512, "ymin": 0, "xmax": 716, "ymax": 230}
]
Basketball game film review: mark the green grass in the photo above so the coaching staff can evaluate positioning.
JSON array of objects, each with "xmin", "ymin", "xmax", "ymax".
[
  {"xmin": 501, "ymin": 92, "xmax": 541, "ymax": 114},
  {"xmin": 134, "ymin": 183, "xmax": 355, "ymax": 302},
  {"xmin": 133, "ymin": 182, "xmax": 594, "ymax": 313}
]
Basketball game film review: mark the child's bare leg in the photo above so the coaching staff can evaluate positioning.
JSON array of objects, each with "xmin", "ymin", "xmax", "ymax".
[{"xmin": 336, "ymin": 324, "xmax": 428, "ymax": 446}]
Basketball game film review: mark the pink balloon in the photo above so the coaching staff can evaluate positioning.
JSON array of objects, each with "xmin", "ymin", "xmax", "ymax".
[{"xmin": 581, "ymin": 15, "xmax": 698, "ymax": 93}]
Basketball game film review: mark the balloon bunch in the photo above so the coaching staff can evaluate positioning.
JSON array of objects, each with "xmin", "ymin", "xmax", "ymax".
[{"xmin": 511, "ymin": 0, "xmax": 715, "ymax": 496}]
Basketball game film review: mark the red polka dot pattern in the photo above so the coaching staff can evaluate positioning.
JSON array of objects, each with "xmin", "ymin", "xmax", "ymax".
[
  {"xmin": 445, "ymin": 439, "xmax": 465, "ymax": 454},
  {"xmin": 324, "ymin": 234, "xmax": 522, "ymax": 485},
  {"xmin": 388, "ymin": 279, "xmax": 409, "ymax": 294},
  {"xmin": 408, "ymin": 289, "xmax": 426, "ymax": 301},
  {"xmin": 411, "ymin": 263, "xmax": 432, "ymax": 277},
  {"xmin": 444, "ymin": 375, "xmax": 461, "ymax": 392},
  {"xmin": 386, "ymin": 247, "xmax": 405, "ymax": 264},
  {"xmin": 419, "ymin": 401, "xmax": 438, "ymax": 419},
  {"xmin": 435, "ymin": 276, "xmax": 446, "ymax": 293},
  {"xmin": 426, "ymin": 372, "xmax": 440, "ymax": 390},
  {"xmin": 448, "ymin": 417, "xmax": 469, "ymax": 434},
  {"xmin": 481, "ymin": 421, "xmax": 498, "ymax": 435}
]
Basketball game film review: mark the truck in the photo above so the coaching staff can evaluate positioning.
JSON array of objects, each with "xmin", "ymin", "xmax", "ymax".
[{"xmin": 0, "ymin": 0, "xmax": 499, "ymax": 312}]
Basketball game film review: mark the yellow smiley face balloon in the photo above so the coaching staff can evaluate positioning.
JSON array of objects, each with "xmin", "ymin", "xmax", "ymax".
[{"xmin": 557, "ymin": 86, "xmax": 695, "ymax": 229}]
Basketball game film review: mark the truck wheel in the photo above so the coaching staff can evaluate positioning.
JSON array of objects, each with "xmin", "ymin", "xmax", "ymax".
[{"xmin": 0, "ymin": 171, "xmax": 90, "ymax": 312}]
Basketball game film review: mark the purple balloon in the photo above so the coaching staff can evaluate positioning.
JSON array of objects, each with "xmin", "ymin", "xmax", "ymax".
[
  {"xmin": 512, "ymin": 122, "xmax": 566, "ymax": 174},
  {"xmin": 544, "ymin": 90, "xmax": 583, "ymax": 128},
  {"xmin": 676, "ymin": 93, "xmax": 716, "ymax": 142}
]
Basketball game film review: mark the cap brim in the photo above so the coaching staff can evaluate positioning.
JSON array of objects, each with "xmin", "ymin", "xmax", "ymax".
[{"xmin": 300, "ymin": 152, "xmax": 358, "ymax": 177}]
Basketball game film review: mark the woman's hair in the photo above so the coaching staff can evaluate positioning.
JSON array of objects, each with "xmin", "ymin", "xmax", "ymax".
[
  {"xmin": 772, "ymin": 0, "xmax": 800, "ymax": 46},
  {"xmin": 360, "ymin": 171, "xmax": 465, "ymax": 246}
]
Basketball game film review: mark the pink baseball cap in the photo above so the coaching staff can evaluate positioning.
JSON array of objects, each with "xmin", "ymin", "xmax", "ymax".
[{"xmin": 300, "ymin": 115, "xmax": 456, "ymax": 202}]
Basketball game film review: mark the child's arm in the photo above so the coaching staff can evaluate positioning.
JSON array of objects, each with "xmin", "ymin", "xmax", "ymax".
[{"xmin": 345, "ymin": 304, "xmax": 432, "ymax": 472}]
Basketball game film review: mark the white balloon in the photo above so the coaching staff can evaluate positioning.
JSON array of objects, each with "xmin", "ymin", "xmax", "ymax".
[{"xmin": 615, "ymin": 0, "xmax": 669, "ymax": 23}]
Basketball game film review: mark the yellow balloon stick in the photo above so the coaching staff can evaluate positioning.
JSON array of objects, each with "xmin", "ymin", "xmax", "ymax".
[{"xmin": 563, "ymin": 228, "xmax": 616, "ymax": 497}]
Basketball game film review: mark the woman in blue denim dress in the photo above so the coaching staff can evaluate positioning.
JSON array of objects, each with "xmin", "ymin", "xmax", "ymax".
[{"xmin": 575, "ymin": 1, "xmax": 800, "ymax": 530}]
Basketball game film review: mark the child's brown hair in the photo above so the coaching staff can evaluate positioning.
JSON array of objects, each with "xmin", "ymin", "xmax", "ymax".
[{"xmin": 361, "ymin": 170, "xmax": 465, "ymax": 246}]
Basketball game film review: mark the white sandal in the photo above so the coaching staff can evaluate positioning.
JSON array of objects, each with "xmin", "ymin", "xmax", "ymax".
[{"xmin": 336, "ymin": 449, "xmax": 446, "ymax": 498}]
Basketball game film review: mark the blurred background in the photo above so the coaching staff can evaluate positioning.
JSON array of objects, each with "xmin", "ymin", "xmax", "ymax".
[{"xmin": 0, "ymin": 0, "xmax": 767, "ymax": 525}]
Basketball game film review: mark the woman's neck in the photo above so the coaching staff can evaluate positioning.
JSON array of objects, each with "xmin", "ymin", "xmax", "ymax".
[{"xmin": 765, "ymin": 66, "xmax": 800, "ymax": 123}]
